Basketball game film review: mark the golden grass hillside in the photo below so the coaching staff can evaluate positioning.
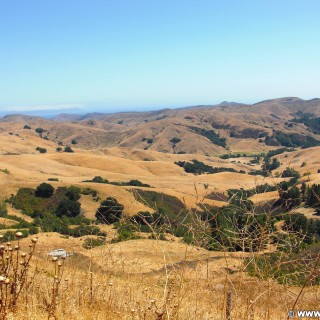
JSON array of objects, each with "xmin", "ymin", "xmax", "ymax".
[{"xmin": 0, "ymin": 233, "xmax": 319, "ymax": 320}]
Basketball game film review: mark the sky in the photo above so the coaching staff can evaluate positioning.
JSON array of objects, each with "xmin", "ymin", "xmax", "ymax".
[{"xmin": 0, "ymin": 0, "xmax": 320, "ymax": 115}]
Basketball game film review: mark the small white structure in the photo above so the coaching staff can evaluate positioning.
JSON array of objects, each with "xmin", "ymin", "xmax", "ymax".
[{"xmin": 48, "ymin": 249, "xmax": 72, "ymax": 258}]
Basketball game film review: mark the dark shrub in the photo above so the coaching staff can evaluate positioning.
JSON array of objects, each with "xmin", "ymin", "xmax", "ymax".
[
  {"xmin": 56, "ymin": 198, "xmax": 81, "ymax": 217},
  {"xmin": 66, "ymin": 186, "xmax": 81, "ymax": 201},
  {"xmin": 281, "ymin": 167, "xmax": 300, "ymax": 179},
  {"xmin": 81, "ymin": 188, "xmax": 97, "ymax": 197},
  {"xmin": 96, "ymin": 197, "xmax": 124, "ymax": 224},
  {"xmin": 35, "ymin": 183, "xmax": 54, "ymax": 198},
  {"xmin": 36, "ymin": 147, "xmax": 47, "ymax": 153},
  {"xmin": 170, "ymin": 137, "xmax": 181, "ymax": 144},
  {"xmin": 92, "ymin": 176, "xmax": 108, "ymax": 183},
  {"xmin": 35, "ymin": 128, "xmax": 44, "ymax": 134},
  {"xmin": 64, "ymin": 146, "xmax": 74, "ymax": 153}
]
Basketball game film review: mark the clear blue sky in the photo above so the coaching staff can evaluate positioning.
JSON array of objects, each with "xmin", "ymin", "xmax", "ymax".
[{"xmin": 1, "ymin": 0, "xmax": 320, "ymax": 114}]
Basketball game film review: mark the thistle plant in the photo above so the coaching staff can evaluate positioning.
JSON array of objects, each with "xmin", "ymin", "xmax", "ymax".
[{"xmin": 0, "ymin": 233, "xmax": 37, "ymax": 319}]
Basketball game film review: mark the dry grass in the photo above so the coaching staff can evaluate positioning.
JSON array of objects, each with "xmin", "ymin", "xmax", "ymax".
[{"xmin": 0, "ymin": 233, "xmax": 318, "ymax": 320}]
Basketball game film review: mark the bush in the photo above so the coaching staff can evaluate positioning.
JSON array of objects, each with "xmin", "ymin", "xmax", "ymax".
[
  {"xmin": 142, "ymin": 137, "xmax": 153, "ymax": 144},
  {"xmin": 48, "ymin": 178, "xmax": 59, "ymax": 181},
  {"xmin": 131, "ymin": 211, "xmax": 161, "ymax": 225},
  {"xmin": 56, "ymin": 147, "xmax": 62, "ymax": 152},
  {"xmin": 28, "ymin": 226, "xmax": 39, "ymax": 234},
  {"xmin": 127, "ymin": 180, "xmax": 151, "ymax": 187},
  {"xmin": 281, "ymin": 167, "xmax": 300, "ymax": 179},
  {"xmin": 36, "ymin": 147, "xmax": 47, "ymax": 154},
  {"xmin": 24, "ymin": 125, "xmax": 31, "ymax": 129},
  {"xmin": 35, "ymin": 183, "xmax": 54, "ymax": 198},
  {"xmin": 35, "ymin": 128, "xmax": 44, "ymax": 134},
  {"xmin": 113, "ymin": 223, "xmax": 141, "ymax": 242},
  {"xmin": 96, "ymin": 197, "xmax": 124, "ymax": 224},
  {"xmin": 92, "ymin": 176, "xmax": 108, "ymax": 183},
  {"xmin": 64, "ymin": 146, "xmax": 74, "ymax": 153},
  {"xmin": 56, "ymin": 198, "xmax": 81, "ymax": 218},
  {"xmin": 170, "ymin": 137, "xmax": 181, "ymax": 144},
  {"xmin": 81, "ymin": 188, "xmax": 98, "ymax": 197},
  {"xmin": 71, "ymin": 139, "xmax": 77, "ymax": 144},
  {"xmin": 65, "ymin": 186, "xmax": 81, "ymax": 201}
]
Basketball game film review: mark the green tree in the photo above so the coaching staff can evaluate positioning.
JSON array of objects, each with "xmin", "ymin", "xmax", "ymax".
[{"xmin": 35, "ymin": 183, "xmax": 54, "ymax": 198}]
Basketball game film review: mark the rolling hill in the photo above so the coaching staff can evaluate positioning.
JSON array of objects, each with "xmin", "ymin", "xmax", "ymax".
[{"xmin": 1, "ymin": 97, "xmax": 320, "ymax": 155}]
